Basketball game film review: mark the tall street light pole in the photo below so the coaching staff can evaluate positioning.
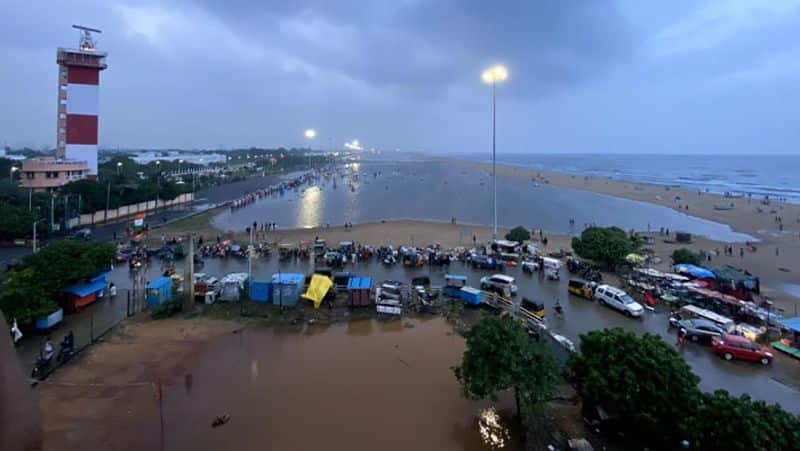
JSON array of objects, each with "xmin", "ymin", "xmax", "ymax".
[
  {"xmin": 482, "ymin": 65, "xmax": 508, "ymax": 240},
  {"xmin": 304, "ymin": 128, "xmax": 317, "ymax": 172}
]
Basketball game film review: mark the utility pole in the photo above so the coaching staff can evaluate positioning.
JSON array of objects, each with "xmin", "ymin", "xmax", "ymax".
[
  {"xmin": 63, "ymin": 194, "xmax": 69, "ymax": 231},
  {"xmin": 183, "ymin": 235, "xmax": 195, "ymax": 312},
  {"xmin": 50, "ymin": 195, "xmax": 54, "ymax": 232},
  {"xmin": 104, "ymin": 180, "xmax": 111, "ymax": 223},
  {"xmin": 28, "ymin": 188, "xmax": 32, "ymax": 211},
  {"xmin": 32, "ymin": 220, "xmax": 39, "ymax": 253}
]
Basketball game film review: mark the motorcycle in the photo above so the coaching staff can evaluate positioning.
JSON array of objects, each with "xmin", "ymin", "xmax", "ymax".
[
  {"xmin": 31, "ymin": 354, "xmax": 52, "ymax": 380},
  {"xmin": 57, "ymin": 333, "xmax": 76, "ymax": 364}
]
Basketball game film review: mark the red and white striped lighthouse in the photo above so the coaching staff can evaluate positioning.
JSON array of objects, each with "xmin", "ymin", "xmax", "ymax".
[{"xmin": 55, "ymin": 26, "xmax": 107, "ymax": 177}]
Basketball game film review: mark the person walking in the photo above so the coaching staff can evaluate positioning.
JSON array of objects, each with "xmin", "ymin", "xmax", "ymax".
[
  {"xmin": 676, "ymin": 328, "xmax": 686, "ymax": 346},
  {"xmin": 740, "ymin": 247, "xmax": 744, "ymax": 258}
]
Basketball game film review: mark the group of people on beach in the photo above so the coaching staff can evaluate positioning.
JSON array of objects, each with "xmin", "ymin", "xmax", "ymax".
[{"xmin": 228, "ymin": 172, "xmax": 315, "ymax": 211}]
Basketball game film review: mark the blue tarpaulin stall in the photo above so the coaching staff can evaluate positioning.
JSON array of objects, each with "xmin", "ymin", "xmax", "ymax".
[
  {"xmin": 672, "ymin": 264, "xmax": 717, "ymax": 280},
  {"xmin": 146, "ymin": 277, "xmax": 173, "ymax": 308},
  {"xmin": 63, "ymin": 279, "xmax": 107, "ymax": 313},
  {"xmin": 250, "ymin": 280, "xmax": 272, "ymax": 302},
  {"xmin": 271, "ymin": 273, "xmax": 304, "ymax": 307},
  {"xmin": 347, "ymin": 276, "xmax": 372, "ymax": 307}
]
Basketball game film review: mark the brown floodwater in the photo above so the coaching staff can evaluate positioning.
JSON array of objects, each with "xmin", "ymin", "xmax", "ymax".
[{"xmin": 162, "ymin": 317, "xmax": 517, "ymax": 451}]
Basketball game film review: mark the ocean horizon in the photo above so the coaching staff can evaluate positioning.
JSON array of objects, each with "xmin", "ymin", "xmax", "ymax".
[{"xmin": 445, "ymin": 152, "xmax": 800, "ymax": 204}]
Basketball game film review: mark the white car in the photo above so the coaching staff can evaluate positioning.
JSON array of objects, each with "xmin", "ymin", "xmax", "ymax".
[
  {"xmin": 593, "ymin": 285, "xmax": 643, "ymax": 317},
  {"xmin": 480, "ymin": 274, "xmax": 518, "ymax": 296}
]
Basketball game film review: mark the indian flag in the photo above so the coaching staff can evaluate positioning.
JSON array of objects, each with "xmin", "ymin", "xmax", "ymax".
[{"xmin": 133, "ymin": 213, "xmax": 145, "ymax": 232}]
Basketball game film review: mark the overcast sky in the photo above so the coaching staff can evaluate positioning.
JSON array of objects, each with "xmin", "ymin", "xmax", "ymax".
[{"xmin": 3, "ymin": 0, "xmax": 800, "ymax": 154}]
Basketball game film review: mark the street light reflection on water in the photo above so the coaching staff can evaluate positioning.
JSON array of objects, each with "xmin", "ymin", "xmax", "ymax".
[
  {"xmin": 478, "ymin": 407, "xmax": 510, "ymax": 449},
  {"xmin": 298, "ymin": 186, "xmax": 322, "ymax": 228}
]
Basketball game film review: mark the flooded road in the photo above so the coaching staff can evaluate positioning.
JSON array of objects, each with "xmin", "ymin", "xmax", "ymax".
[
  {"xmin": 86, "ymin": 254, "xmax": 800, "ymax": 415},
  {"xmin": 161, "ymin": 317, "xmax": 515, "ymax": 451},
  {"xmin": 212, "ymin": 161, "xmax": 753, "ymax": 242}
]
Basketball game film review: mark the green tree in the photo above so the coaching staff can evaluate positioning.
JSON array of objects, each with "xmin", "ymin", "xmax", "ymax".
[
  {"xmin": 0, "ymin": 202, "xmax": 40, "ymax": 239},
  {"xmin": 21, "ymin": 240, "xmax": 115, "ymax": 295},
  {"xmin": 0, "ymin": 267, "xmax": 57, "ymax": 325},
  {"xmin": 671, "ymin": 248, "xmax": 701, "ymax": 266},
  {"xmin": 505, "ymin": 226, "xmax": 531, "ymax": 243},
  {"xmin": 681, "ymin": 390, "xmax": 800, "ymax": 451},
  {"xmin": 571, "ymin": 226, "xmax": 638, "ymax": 267},
  {"xmin": 453, "ymin": 316, "xmax": 560, "ymax": 419},
  {"xmin": 568, "ymin": 328, "xmax": 700, "ymax": 446}
]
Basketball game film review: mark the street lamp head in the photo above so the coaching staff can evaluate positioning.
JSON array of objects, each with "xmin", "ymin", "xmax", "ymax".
[
  {"xmin": 304, "ymin": 128, "xmax": 317, "ymax": 139},
  {"xmin": 155, "ymin": 160, "xmax": 160, "ymax": 165},
  {"xmin": 116, "ymin": 162, "xmax": 123, "ymax": 167},
  {"xmin": 482, "ymin": 65, "xmax": 508, "ymax": 84},
  {"xmin": 10, "ymin": 166, "xmax": 19, "ymax": 172}
]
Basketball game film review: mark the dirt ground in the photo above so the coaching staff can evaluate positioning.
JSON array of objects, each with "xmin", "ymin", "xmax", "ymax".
[{"xmin": 36, "ymin": 317, "xmax": 241, "ymax": 451}]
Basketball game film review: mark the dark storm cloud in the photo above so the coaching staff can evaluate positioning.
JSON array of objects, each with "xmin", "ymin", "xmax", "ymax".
[
  {"xmin": 4, "ymin": 0, "xmax": 800, "ymax": 153},
  {"xmin": 194, "ymin": 0, "xmax": 637, "ymax": 98}
]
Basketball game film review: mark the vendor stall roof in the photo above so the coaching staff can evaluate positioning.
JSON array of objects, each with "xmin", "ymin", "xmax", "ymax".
[
  {"xmin": 272, "ymin": 273, "xmax": 304, "ymax": 285},
  {"xmin": 711, "ymin": 265, "xmax": 756, "ymax": 282},
  {"xmin": 673, "ymin": 264, "xmax": 716, "ymax": 279},
  {"xmin": 64, "ymin": 280, "xmax": 106, "ymax": 297},
  {"xmin": 146, "ymin": 277, "xmax": 172, "ymax": 290},
  {"xmin": 781, "ymin": 316, "xmax": 800, "ymax": 333},
  {"xmin": 347, "ymin": 276, "xmax": 372, "ymax": 289}
]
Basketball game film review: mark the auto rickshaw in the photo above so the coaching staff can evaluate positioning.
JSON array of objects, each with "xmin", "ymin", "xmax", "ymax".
[
  {"xmin": 521, "ymin": 297, "xmax": 546, "ymax": 319},
  {"xmin": 568, "ymin": 279, "xmax": 595, "ymax": 299},
  {"xmin": 278, "ymin": 243, "xmax": 293, "ymax": 261}
]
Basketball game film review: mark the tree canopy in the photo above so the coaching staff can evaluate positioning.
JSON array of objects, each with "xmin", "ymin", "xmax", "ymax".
[
  {"xmin": 21, "ymin": 239, "xmax": 115, "ymax": 293},
  {"xmin": 505, "ymin": 226, "xmax": 531, "ymax": 243},
  {"xmin": 571, "ymin": 226, "xmax": 638, "ymax": 267},
  {"xmin": 568, "ymin": 328, "xmax": 700, "ymax": 445},
  {"xmin": 681, "ymin": 389, "xmax": 800, "ymax": 451},
  {"xmin": 671, "ymin": 248, "xmax": 701, "ymax": 266},
  {"xmin": 0, "ymin": 267, "xmax": 57, "ymax": 325},
  {"xmin": 0, "ymin": 202, "xmax": 40, "ymax": 239},
  {"xmin": 453, "ymin": 316, "xmax": 560, "ymax": 418},
  {"xmin": 0, "ymin": 240, "xmax": 115, "ymax": 325}
]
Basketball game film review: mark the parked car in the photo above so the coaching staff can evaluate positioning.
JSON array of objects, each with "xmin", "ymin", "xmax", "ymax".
[
  {"xmin": 675, "ymin": 318, "xmax": 726, "ymax": 343},
  {"xmin": 593, "ymin": 285, "xmax": 643, "ymax": 317},
  {"xmin": 480, "ymin": 274, "xmax": 518, "ymax": 296},
  {"xmin": 471, "ymin": 255, "xmax": 504, "ymax": 270},
  {"xmin": 712, "ymin": 334, "xmax": 773, "ymax": 365},
  {"xmin": 71, "ymin": 228, "xmax": 92, "ymax": 241}
]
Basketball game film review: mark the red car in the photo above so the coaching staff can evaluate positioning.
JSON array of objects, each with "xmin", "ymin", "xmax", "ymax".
[{"xmin": 712, "ymin": 334, "xmax": 773, "ymax": 365}]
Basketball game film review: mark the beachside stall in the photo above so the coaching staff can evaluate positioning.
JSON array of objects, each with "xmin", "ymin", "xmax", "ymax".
[
  {"xmin": 347, "ymin": 276, "xmax": 373, "ymax": 307},
  {"xmin": 773, "ymin": 317, "xmax": 800, "ymax": 360},
  {"xmin": 376, "ymin": 281, "xmax": 403, "ymax": 315},
  {"xmin": 673, "ymin": 264, "xmax": 717, "ymax": 281},
  {"xmin": 711, "ymin": 265, "xmax": 760, "ymax": 300},
  {"xmin": 301, "ymin": 274, "xmax": 333, "ymax": 309},
  {"xmin": 34, "ymin": 308, "xmax": 64, "ymax": 332},
  {"xmin": 249, "ymin": 280, "xmax": 271, "ymax": 303},
  {"xmin": 146, "ymin": 277, "xmax": 173, "ymax": 308},
  {"xmin": 220, "ymin": 273, "xmax": 249, "ymax": 302},
  {"xmin": 62, "ymin": 278, "xmax": 107, "ymax": 313},
  {"xmin": 271, "ymin": 273, "xmax": 304, "ymax": 308},
  {"xmin": 443, "ymin": 274, "xmax": 467, "ymax": 298},
  {"xmin": 194, "ymin": 273, "xmax": 220, "ymax": 304}
]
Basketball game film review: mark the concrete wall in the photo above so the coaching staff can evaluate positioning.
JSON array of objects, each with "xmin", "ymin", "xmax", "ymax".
[{"xmin": 67, "ymin": 192, "xmax": 194, "ymax": 229}]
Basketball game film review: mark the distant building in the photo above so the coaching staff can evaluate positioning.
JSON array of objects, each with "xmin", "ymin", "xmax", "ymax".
[
  {"xmin": 20, "ymin": 26, "xmax": 106, "ymax": 192},
  {"xmin": 19, "ymin": 157, "xmax": 89, "ymax": 192}
]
